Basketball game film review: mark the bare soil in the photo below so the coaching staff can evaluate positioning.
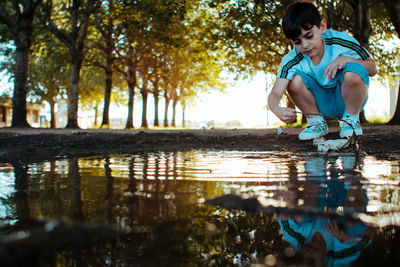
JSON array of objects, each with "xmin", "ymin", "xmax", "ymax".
[{"xmin": 0, "ymin": 124, "xmax": 399, "ymax": 163}]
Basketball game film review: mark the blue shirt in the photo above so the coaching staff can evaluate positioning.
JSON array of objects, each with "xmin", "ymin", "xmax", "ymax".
[
  {"xmin": 279, "ymin": 218, "xmax": 371, "ymax": 266},
  {"xmin": 277, "ymin": 29, "xmax": 370, "ymax": 89}
]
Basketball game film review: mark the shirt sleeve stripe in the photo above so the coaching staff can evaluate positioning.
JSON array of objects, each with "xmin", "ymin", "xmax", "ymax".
[
  {"xmin": 325, "ymin": 37, "xmax": 370, "ymax": 60},
  {"xmin": 281, "ymin": 220, "xmax": 305, "ymax": 246},
  {"xmin": 326, "ymin": 236, "xmax": 370, "ymax": 259},
  {"xmin": 279, "ymin": 53, "xmax": 304, "ymax": 79}
]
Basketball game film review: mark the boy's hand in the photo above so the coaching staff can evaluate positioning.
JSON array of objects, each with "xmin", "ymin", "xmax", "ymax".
[
  {"xmin": 326, "ymin": 220, "xmax": 355, "ymax": 242},
  {"xmin": 275, "ymin": 107, "xmax": 296, "ymax": 124},
  {"xmin": 324, "ymin": 56, "xmax": 351, "ymax": 80}
]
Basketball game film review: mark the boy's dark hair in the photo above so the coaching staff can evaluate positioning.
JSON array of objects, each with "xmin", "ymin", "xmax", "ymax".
[{"xmin": 282, "ymin": 1, "xmax": 322, "ymax": 40}]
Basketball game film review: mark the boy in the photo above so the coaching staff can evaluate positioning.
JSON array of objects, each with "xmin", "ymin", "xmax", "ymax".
[{"xmin": 267, "ymin": 1, "xmax": 377, "ymax": 140}]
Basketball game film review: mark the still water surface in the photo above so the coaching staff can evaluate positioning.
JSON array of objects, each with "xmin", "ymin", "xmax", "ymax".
[{"xmin": 0, "ymin": 151, "xmax": 399, "ymax": 266}]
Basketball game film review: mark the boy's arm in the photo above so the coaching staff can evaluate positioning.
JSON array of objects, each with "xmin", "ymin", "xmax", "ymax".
[
  {"xmin": 267, "ymin": 78, "xmax": 297, "ymax": 123},
  {"xmin": 324, "ymin": 56, "xmax": 377, "ymax": 80}
]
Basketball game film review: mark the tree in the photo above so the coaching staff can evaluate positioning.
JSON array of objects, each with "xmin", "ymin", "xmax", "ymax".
[
  {"xmin": 383, "ymin": 0, "xmax": 400, "ymax": 124},
  {"xmin": 89, "ymin": 0, "xmax": 119, "ymax": 128},
  {"xmin": 114, "ymin": 0, "xmax": 142, "ymax": 129},
  {"xmin": 156, "ymin": 0, "xmax": 226, "ymax": 128},
  {"xmin": 138, "ymin": 54, "xmax": 151, "ymax": 128},
  {"xmin": 44, "ymin": 0, "xmax": 99, "ymax": 128},
  {"xmin": 0, "ymin": 0, "xmax": 42, "ymax": 127},
  {"xmin": 162, "ymin": 72, "xmax": 172, "ymax": 127},
  {"xmin": 148, "ymin": 51, "xmax": 166, "ymax": 128},
  {"xmin": 80, "ymin": 65, "xmax": 105, "ymax": 128},
  {"xmin": 136, "ymin": 0, "xmax": 193, "ymax": 128},
  {"xmin": 150, "ymin": 68, "xmax": 161, "ymax": 127},
  {"xmin": 347, "ymin": 0, "xmax": 372, "ymax": 123},
  {"xmin": 211, "ymin": 0, "xmax": 399, "ymax": 125},
  {"xmin": 29, "ymin": 33, "xmax": 69, "ymax": 128},
  {"xmin": 335, "ymin": 0, "xmax": 374, "ymax": 123},
  {"xmin": 209, "ymin": 0, "xmax": 292, "ymax": 76},
  {"xmin": 123, "ymin": 42, "xmax": 139, "ymax": 129},
  {"xmin": 167, "ymin": 47, "xmax": 225, "ymax": 128},
  {"xmin": 317, "ymin": 0, "xmax": 399, "ymax": 123}
]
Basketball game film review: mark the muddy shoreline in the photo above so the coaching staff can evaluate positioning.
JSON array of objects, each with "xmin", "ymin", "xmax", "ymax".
[{"xmin": 0, "ymin": 125, "xmax": 399, "ymax": 163}]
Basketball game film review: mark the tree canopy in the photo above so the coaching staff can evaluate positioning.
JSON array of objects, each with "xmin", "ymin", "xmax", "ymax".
[{"xmin": 0, "ymin": 0, "xmax": 399, "ymax": 128}]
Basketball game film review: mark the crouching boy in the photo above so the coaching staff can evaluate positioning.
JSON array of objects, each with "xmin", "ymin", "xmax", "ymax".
[{"xmin": 267, "ymin": 1, "xmax": 377, "ymax": 140}]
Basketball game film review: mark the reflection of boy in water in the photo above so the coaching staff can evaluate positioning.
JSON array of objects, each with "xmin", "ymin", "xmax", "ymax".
[
  {"xmin": 278, "ymin": 155, "xmax": 376, "ymax": 266},
  {"xmin": 279, "ymin": 217, "xmax": 374, "ymax": 266}
]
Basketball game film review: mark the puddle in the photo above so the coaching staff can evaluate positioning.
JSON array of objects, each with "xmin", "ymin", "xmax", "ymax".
[{"xmin": 0, "ymin": 151, "xmax": 399, "ymax": 266}]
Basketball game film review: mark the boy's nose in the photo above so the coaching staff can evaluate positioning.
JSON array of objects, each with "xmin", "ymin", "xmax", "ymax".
[{"xmin": 302, "ymin": 40, "xmax": 310, "ymax": 48}]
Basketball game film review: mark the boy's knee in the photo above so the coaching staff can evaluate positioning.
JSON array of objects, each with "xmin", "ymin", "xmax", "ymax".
[
  {"xmin": 287, "ymin": 75, "xmax": 306, "ymax": 94},
  {"xmin": 342, "ymin": 71, "xmax": 366, "ymax": 88}
]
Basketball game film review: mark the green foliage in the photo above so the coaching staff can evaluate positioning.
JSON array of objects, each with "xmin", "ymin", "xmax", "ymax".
[
  {"xmin": 80, "ymin": 65, "xmax": 104, "ymax": 110},
  {"xmin": 1, "ymin": 0, "xmax": 400, "ymax": 128},
  {"xmin": 29, "ymin": 30, "xmax": 69, "ymax": 104},
  {"xmin": 318, "ymin": 0, "xmax": 400, "ymax": 81},
  {"xmin": 206, "ymin": 0, "xmax": 293, "ymax": 77}
]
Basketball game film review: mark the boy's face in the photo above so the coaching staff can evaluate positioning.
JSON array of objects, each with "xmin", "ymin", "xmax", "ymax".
[{"xmin": 291, "ymin": 20, "xmax": 327, "ymax": 64}]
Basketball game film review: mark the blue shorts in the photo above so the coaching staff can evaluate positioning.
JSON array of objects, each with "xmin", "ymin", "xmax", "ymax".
[{"xmin": 297, "ymin": 62, "xmax": 369, "ymax": 118}]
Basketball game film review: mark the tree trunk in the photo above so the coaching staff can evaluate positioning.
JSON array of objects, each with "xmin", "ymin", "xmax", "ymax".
[
  {"xmin": 349, "ymin": 0, "xmax": 372, "ymax": 124},
  {"xmin": 152, "ymin": 76, "xmax": 160, "ymax": 127},
  {"xmin": 154, "ymin": 93, "xmax": 160, "ymax": 127},
  {"xmin": 4, "ymin": 1, "xmax": 41, "ymax": 128},
  {"xmin": 45, "ymin": 0, "xmax": 94, "ymax": 129},
  {"xmin": 11, "ymin": 24, "xmax": 32, "ymax": 128},
  {"xmin": 182, "ymin": 103, "xmax": 186, "ymax": 128},
  {"xmin": 141, "ymin": 91, "xmax": 149, "ymax": 128},
  {"xmin": 141, "ymin": 73, "xmax": 149, "ymax": 128},
  {"xmin": 351, "ymin": 0, "xmax": 371, "ymax": 49},
  {"xmin": 125, "ymin": 75, "xmax": 136, "ymax": 129},
  {"xmin": 101, "ymin": 59, "xmax": 113, "ymax": 128},
  {"xmin": 94, "ymin": 104, "xmax": 98, "ymax": 128},
  {"xmin": 99, "ymin": 6, "xmax": 115, "ymax": 129},
  {"xmin": 171, "ymin": 98, "xmax": 178, "ymax": 127},
  {"xmin": 66, "ymin": 50, "xmax": 83, "ymax": 129},
  {"xmin": 125, "ymin": 86, "xmax": 135, "ymax": 129},
  {"xmin": 125, "ymin": 50, "xmax": 137, "ymax": 129},
  {"xmin": 164, "ymin": 97, "xmax": 170, "ymax": 127},
  {"xmin": 49, "ymin": 100, "xmax": 56, "ymax": 128}
]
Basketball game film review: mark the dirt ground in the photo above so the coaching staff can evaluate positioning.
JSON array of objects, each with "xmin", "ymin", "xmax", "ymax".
[{"xmin": 0, "ymin": 124, "xmax": 399, "ymax": 163}]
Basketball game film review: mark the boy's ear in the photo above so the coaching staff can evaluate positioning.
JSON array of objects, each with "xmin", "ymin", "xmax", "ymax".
[{"xmin": 320, "ymin": 19, "xmax": 327, "ymax": 33}]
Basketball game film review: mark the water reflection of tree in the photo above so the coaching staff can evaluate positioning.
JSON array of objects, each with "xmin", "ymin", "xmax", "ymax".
[
  {"xmin": 2, "ymin": 153, "xmax": 400, "ymax": 265},
  {"xmin": 63, "ymin": 154, "xmax": 400, "ymax": 265},
  {"xmin": 127, "ymin": 155, "xmax": 138, "ymax": 225},
  {"xmin": 106, "ymin": 207, "xmax": 285, "ymax": 266},
  {"xmin": 12, "ymin": 161, "xmax": 31, "ymax": 221},
  {"xmin": 104, "ymin": 155, "xmax": 114, "ymax": 224},
  {"xmin": 355, "ymin": 226, "xmax": 400, "ymax": 266},
  {"xmin": 70, "ymin": 158, "xmax": 83, "ymax": 221}
]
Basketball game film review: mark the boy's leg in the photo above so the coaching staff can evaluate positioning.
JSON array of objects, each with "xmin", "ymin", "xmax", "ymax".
[
  {"xmin": 287, "ymin": 74, "xmax": 320, "ymax": 117},
  {"xmin": 341, "ymin": 71, "xmax": 367, "ymax": 115},
  {"xmin": 338, "ymin": 62, "xmax": 369, "ymax": 138},
  {"xmin": 287, "ymin": 74, "xmax": 328, "ymax": 140}
]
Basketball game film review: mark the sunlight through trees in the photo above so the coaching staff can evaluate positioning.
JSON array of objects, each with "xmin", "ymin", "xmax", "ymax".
[{"xmin": 0, "ymin": 0, "xmax": 399, "ymax": 128}]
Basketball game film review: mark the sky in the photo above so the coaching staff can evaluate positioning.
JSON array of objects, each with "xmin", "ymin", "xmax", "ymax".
[{"xmin": 185, "ymin": 72, "xmax": 275, "ymax": 128}]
